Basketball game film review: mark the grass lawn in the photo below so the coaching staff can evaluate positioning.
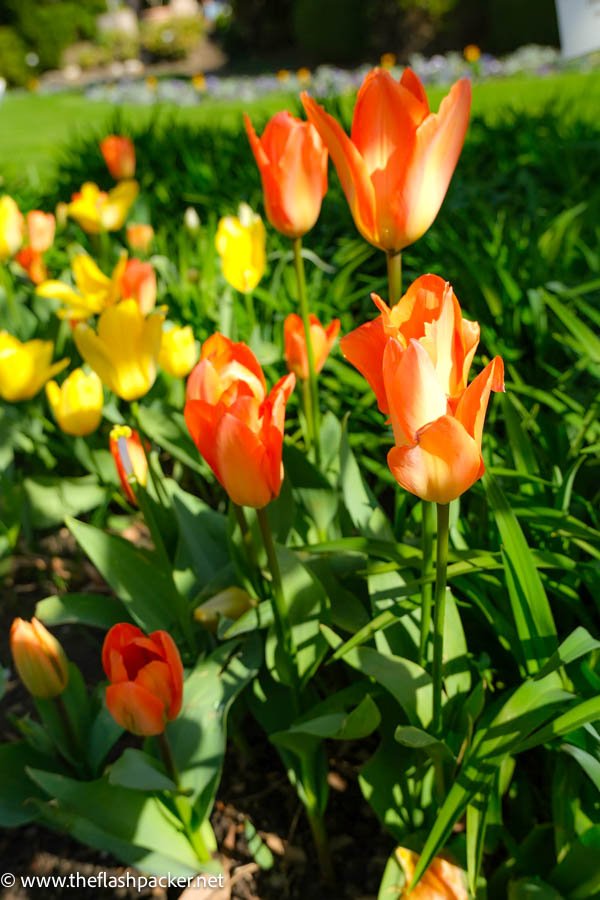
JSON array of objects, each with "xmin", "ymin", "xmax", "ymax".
[{"xmin": 0, "ymin": 69, "xmax": 599, "ymax": 186}]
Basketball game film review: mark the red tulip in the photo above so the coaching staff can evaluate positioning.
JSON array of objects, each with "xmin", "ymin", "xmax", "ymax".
[
  {"xmin": 15, "ymin": 246, "xmax": 47, "ymax": 285},
  {"xmin": 102, "ymin": 623, "xmax": 183, "ymax": 736},
  {"xmin": 184, "ymin": 333, "xmax": 295, "ymax": 508},
  {"xmin": 100, "ymin": 135, "xmax": 136, "ymax": 180},
  {"xmin": 302, "ymin": 68, "xmax": 471, "ymax": 253},
  {"xmin": 284, "ymin": 313, "xmax": 340, "ymax": 380},
  {"xmin": 244, "ymin": 111, "xmax": 328, "ymax": 238}
]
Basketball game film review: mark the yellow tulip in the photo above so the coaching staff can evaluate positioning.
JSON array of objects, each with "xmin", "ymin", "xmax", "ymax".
[
  {"xmin": 0, "ymin": 195, "xmax": 24, "ymax": 260},
  {"xmin": 159, "ymin": 325, "xmax": 198, "ymax": 378},
  {"xmin": 67, "ymin": 180, "xmax": 139, "ymax": 234},
  {"xmin": 215, "ymin": 203, "xmax": 266, "ymax": 293},
  {"xmin": 46, "ymin": 368, "xmax": 103, "ymax": 436},
  {"xmin": 74, "ymin": 299, "xmax": 164, "ymax": 401},
  {"xmin": 37, "ymin": 253, "xmax": 127, "ymax": 321},
  {"xmin": 0, "ymin": 332, "xmax": 68, "ymax": 402}
]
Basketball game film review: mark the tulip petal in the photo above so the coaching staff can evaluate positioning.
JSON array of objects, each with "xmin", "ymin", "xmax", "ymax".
[
  {"xmin": 340, "ymin": 316, "xmax": 389, "ymax": 413},
  {"xmin": 261, "ymin": 373, "xmax": 295, "ymax": 496},
  {"xmin": 215, "ymin": 411, "xmax": 273, "ymax": 508},
  {"xmin": 401, "ymin": 78, "xmax": 472, "ymax": 245},
  {"xmin": 302, "ymin": 92, "xmax": 376, "ymax": 245},
  {"xmin": 74, "ymin": 323, "xmax": 119, "ymax": 395},
  {"xmin": 388, "ymin": 414, "xmax": 483, "ymax": 503},
  {"xmin": 136, "ymin": 660, "xmax": 173, "ymax": 716},
  {"xmin": 102, "ymin": 623, "xmax": 144, "ymax": 679},
  {"xmin": 399, "ymin": 68, "xmax": 430, "ymax": 113},
  {"xmin": 383, "ymin": 338, "xmax": 448, "ymax": 445},
  {"xmin": 106, "ymin": 682, "xmax": 166, "ymax": 736},
  {"xmin": 150, "ymin": 630, "xmax": 184, "ymax": 718},
  {"xmin": 455, "ymin": 355, "xmax": 505, "ymax": 447}
]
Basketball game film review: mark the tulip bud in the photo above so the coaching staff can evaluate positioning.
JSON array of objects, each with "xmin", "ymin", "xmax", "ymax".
[
  {"xmin": 0, "ymin": 333, "xmax": 69, "ymax": 403},
  {"xmin": 215, "ymin": 204, "xmax": 266, "ymax": 294},
  {"xmin": 10, "ymin": 618, "xmax": 69, "ymax": 699},
  {"xmin": 194, "ymin": 587, "xmax": 256, "ymax": 632},
  {"xmin": 46, "ymin": 368, "xmax": 103, "ymax": 437},
  {"xmin": 100, "ymin": 135, "xmax": 136, "ymax": 180},
  {"xmin": 109, "ymin": 425, "xmax": 148, "ymax": 505},
  {"xmin": 184, "ymin": 207, "xmax": 201, "ymax": 232},
  {"xmin": 102, "ymin": 623, "xmax": 184, "ymax": 736},
  {"xmin": 159, "ymin": 325, "xmax": 198, "ymax": 378},
  {"xmin": 284, "ymin": 313, "xmax": 340, "ymax": 380},
  {"xmin": 26, "ymin": 210, "xmax": 55, "ymax": 254},
  {"xmin": 126, "ymin": 223, "xmax": 154, "ymax": 254},
  {"xmin": 0, "ymin": 195, "xmax": 24, "ymax": 260}
]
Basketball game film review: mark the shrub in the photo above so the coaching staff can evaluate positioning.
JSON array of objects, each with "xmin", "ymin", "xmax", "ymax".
[
  {"xmin": 5, "ymin": 0, "xmax": 102, "ymax": 71},
  {"xmin": 140, "ymin": 15, "xmax": 203, "ymax": 61},
  {"xmin": 0, "ymin": 26, "xmax": 28, "ymax": 86}
]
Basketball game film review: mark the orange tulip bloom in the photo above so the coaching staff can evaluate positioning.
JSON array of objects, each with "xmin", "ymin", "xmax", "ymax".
[
  {"xmin": 395, "ymin": 847, "xmax": 467, "ymax": 899},
  {"xmin": 100, "ymin": 135, "xmax": 136, "ymax": 180},
  {"xmin": 284, "ymin": 313, "xmax": 340, "ymax": 380},
  {"xmin": 342, "ymin": 274, "xmax": 503, "ymax": 503},
  {"xmin": 120, "ymin": 258, "xmax": 157, "ymax": 315},
  {"xmin": 244, "ymin": 111, "xmax": 328, "ymax": 238},
  {"xmin": 126, "ymin": 223, "xmax": 154, "ymax": 254},
  {"xmin": 184, "ymin": 333, "xmax": 295, "ymax": 508},
  {"xmin": 102, "ymin": 623, "xmax": 183, "ymax": 736},
  {"xmin": 109, "ymin": 425, "xmax": 148, "ymax": 505},
  {"xmin": 341, "ymin": 274, "xmax": 480, "ymax": 414},
  {"xmin": 15, "ymin": 247, "xmax": 47, "ymax": 285},
  {"xmin": 301, "ymin": 68, "xmax": 471, "ymax": 253},
  {"xmin": 10, "ymin": 617, "xmax": 69, "ymax": 699}
]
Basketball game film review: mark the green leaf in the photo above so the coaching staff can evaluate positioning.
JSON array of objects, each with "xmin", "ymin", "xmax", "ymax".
[
  {"xmin": 171, "ymin": 486, "xmax": 229, "ymax": 585},
  {"xmin": 550, "ymin": 826, "xmax": 600, "ymax": 899},
  {"xmin": 0, "ymin": 743, "xmax": 51, "ymax": 826},
  {"xmin": 275, "ymin": 693, "xmax": 381, "ymax": 743},
  {"xmin": 138, "ymin": 404, "xmax": 207, "ymax": 474},
  {"xmin": 515, "ymin": 695, "xmax": 600, "ymax": 754},
  {"xmin": 394, "ymin": 726, "xmax": 456, "ymax": 765},
  {"xmin": 28, "ymin": 769, "xmax": 205, "ymax": 875},
  {"xmin": 24, "ymin": 476, "xmax": 108, "ymax": 529},
  {"xmin": 339, "ymin": 423, "xmax": 394, "ymax": 541},
  {"xmin": 508, "ymin": 877, "xmax": 564, "ymax": 899},
  {"xmin": 109, "ymin": 749, "xmax": 177, "ymax": 792},
  {"xmin": 66, "ymin": 516, "xmax": 180, "ymax": 632},
  {"xmin": 378, "ymin": 849, "xmax": 408, "ymax": 899},
  {"xmin": 561, "ymin": 744, "xmax": 600, "ymax": 793},
  {"xmin": 35, "ymin": 593, "xmax": 127, "ymax": 630},
  {"xmin": 485, "ymin": 474, "xmax": 558, "ymax": 673},
  {"xmin": 543, "ymin": 288, "xmax": 600, "ymax": 365},
  {"xmin": 534, "ymin": 627, "xmax": 600, "ymax": 680},
  {"xmin": 168, "ymin": 637, "xmax": 261, "ymax": 819}
]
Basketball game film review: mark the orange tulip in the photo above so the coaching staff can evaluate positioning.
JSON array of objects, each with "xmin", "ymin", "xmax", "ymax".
[
  {"xmin": 341, "ymin": 274, "xmax": 480, "ymax": 414},
  {"xmin": 100, "ymin": 135, "xmax": 136, "ymax": 180},
  {"xmin": 102, "ymin": 623, "xmax": 183, "ymax": 736},
  {"xmin": 244, "ymin": 111, "xmax": 328, "ymax": 238},
  {"xmin": 126, "ymin": 223, "xmax": 154, "ymax": 254},
  {"xmin": 10, "ymin": 617, "xmax": 69, "ymax": 699},
  {"xmin": 15, "ymin": 246, "xmax": 47, "ymax": 285},
  {"xmin": 301, "ymin": 68, "xmax": 471, "ymax": 253},
  {"xmin": 342, "ymin": 274, "xmax": 503, "ymax": 503},
  {"xmin": 184, "ymin": 333, "xmax": 295, "ymax": 508},
  {"xmin": 109, "ymin": 425, "xmax": 148, "ymax": 505},
  {"xmin": 120, "ymin": 258, "xmax": 157, "ymax": 315},
  {"xmin": 284, "ymin": 313, "xmax": 340, "ymax": 380}
]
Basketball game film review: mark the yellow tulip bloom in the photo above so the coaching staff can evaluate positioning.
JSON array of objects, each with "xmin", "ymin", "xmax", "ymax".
[
  {"xmin": 68, "ymin": 180, "xmax": 139, "ymax": 234},
  {"xmin": 0, "ymin": 332, "xmax": 68, "ymax": 402},
  {"xmin": 74, "ymin": 299, "xmax": 164, "ymax": 401},
  {"xmin": 159, "ymin": 325, "xmax": 198, "ymax": 378},
  {"xmin": 37, "ymin": 253, "xmax": 127, "ymax": 321},
  {"xmin": 215, "ymin": 203, "xmax": 266, "ymax": 293},
  {"xmin": 0, "ymin": 195, "xmax": 24, "ymax": 260},
  {"xmin": 46, "ymin": 368, "xmax": 104, "ymax": 436}
]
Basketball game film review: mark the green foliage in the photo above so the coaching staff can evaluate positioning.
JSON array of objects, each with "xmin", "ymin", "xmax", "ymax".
[{"xmin": 5, "ymin": 0, "xmax": 101, "ymax": 71}]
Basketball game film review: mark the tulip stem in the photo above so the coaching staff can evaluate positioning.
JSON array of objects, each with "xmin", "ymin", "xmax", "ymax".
[
  {"xmin": 292, "ymin": 237, "xmax": 321, "ymax": 467},
  {"xmin": 306, "ymin": 807, "xmax": 335, "ymax": 885},
  {"xmin": 54, "ymin": 694, "xmax": 81, "ymax": 761},
  {"xmin": 419, "ymin": 500, "xmax": 435, "ymax": 666},
  {"xmin": 158, "ymin": 732, "xmax": 210, "ymax": 862},
  {"xmin": 386, "ymin": 250, "xmax": 402, "ymax": 304},
  {"xmin": 431, "ymin": 502, "xmax": 450, "ymax": 737},
  {"xmin": 244, "ymin": 289, "xmax": 256, "ymax": 334},
  {"xmin": 256, "ymin": 506, "xmax": 299, "ymax": 703}
]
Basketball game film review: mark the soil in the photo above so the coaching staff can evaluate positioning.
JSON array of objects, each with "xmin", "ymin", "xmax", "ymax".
[{"xmin": 0, "ymin": 533, "xmax": 394, "ymax": 900}]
